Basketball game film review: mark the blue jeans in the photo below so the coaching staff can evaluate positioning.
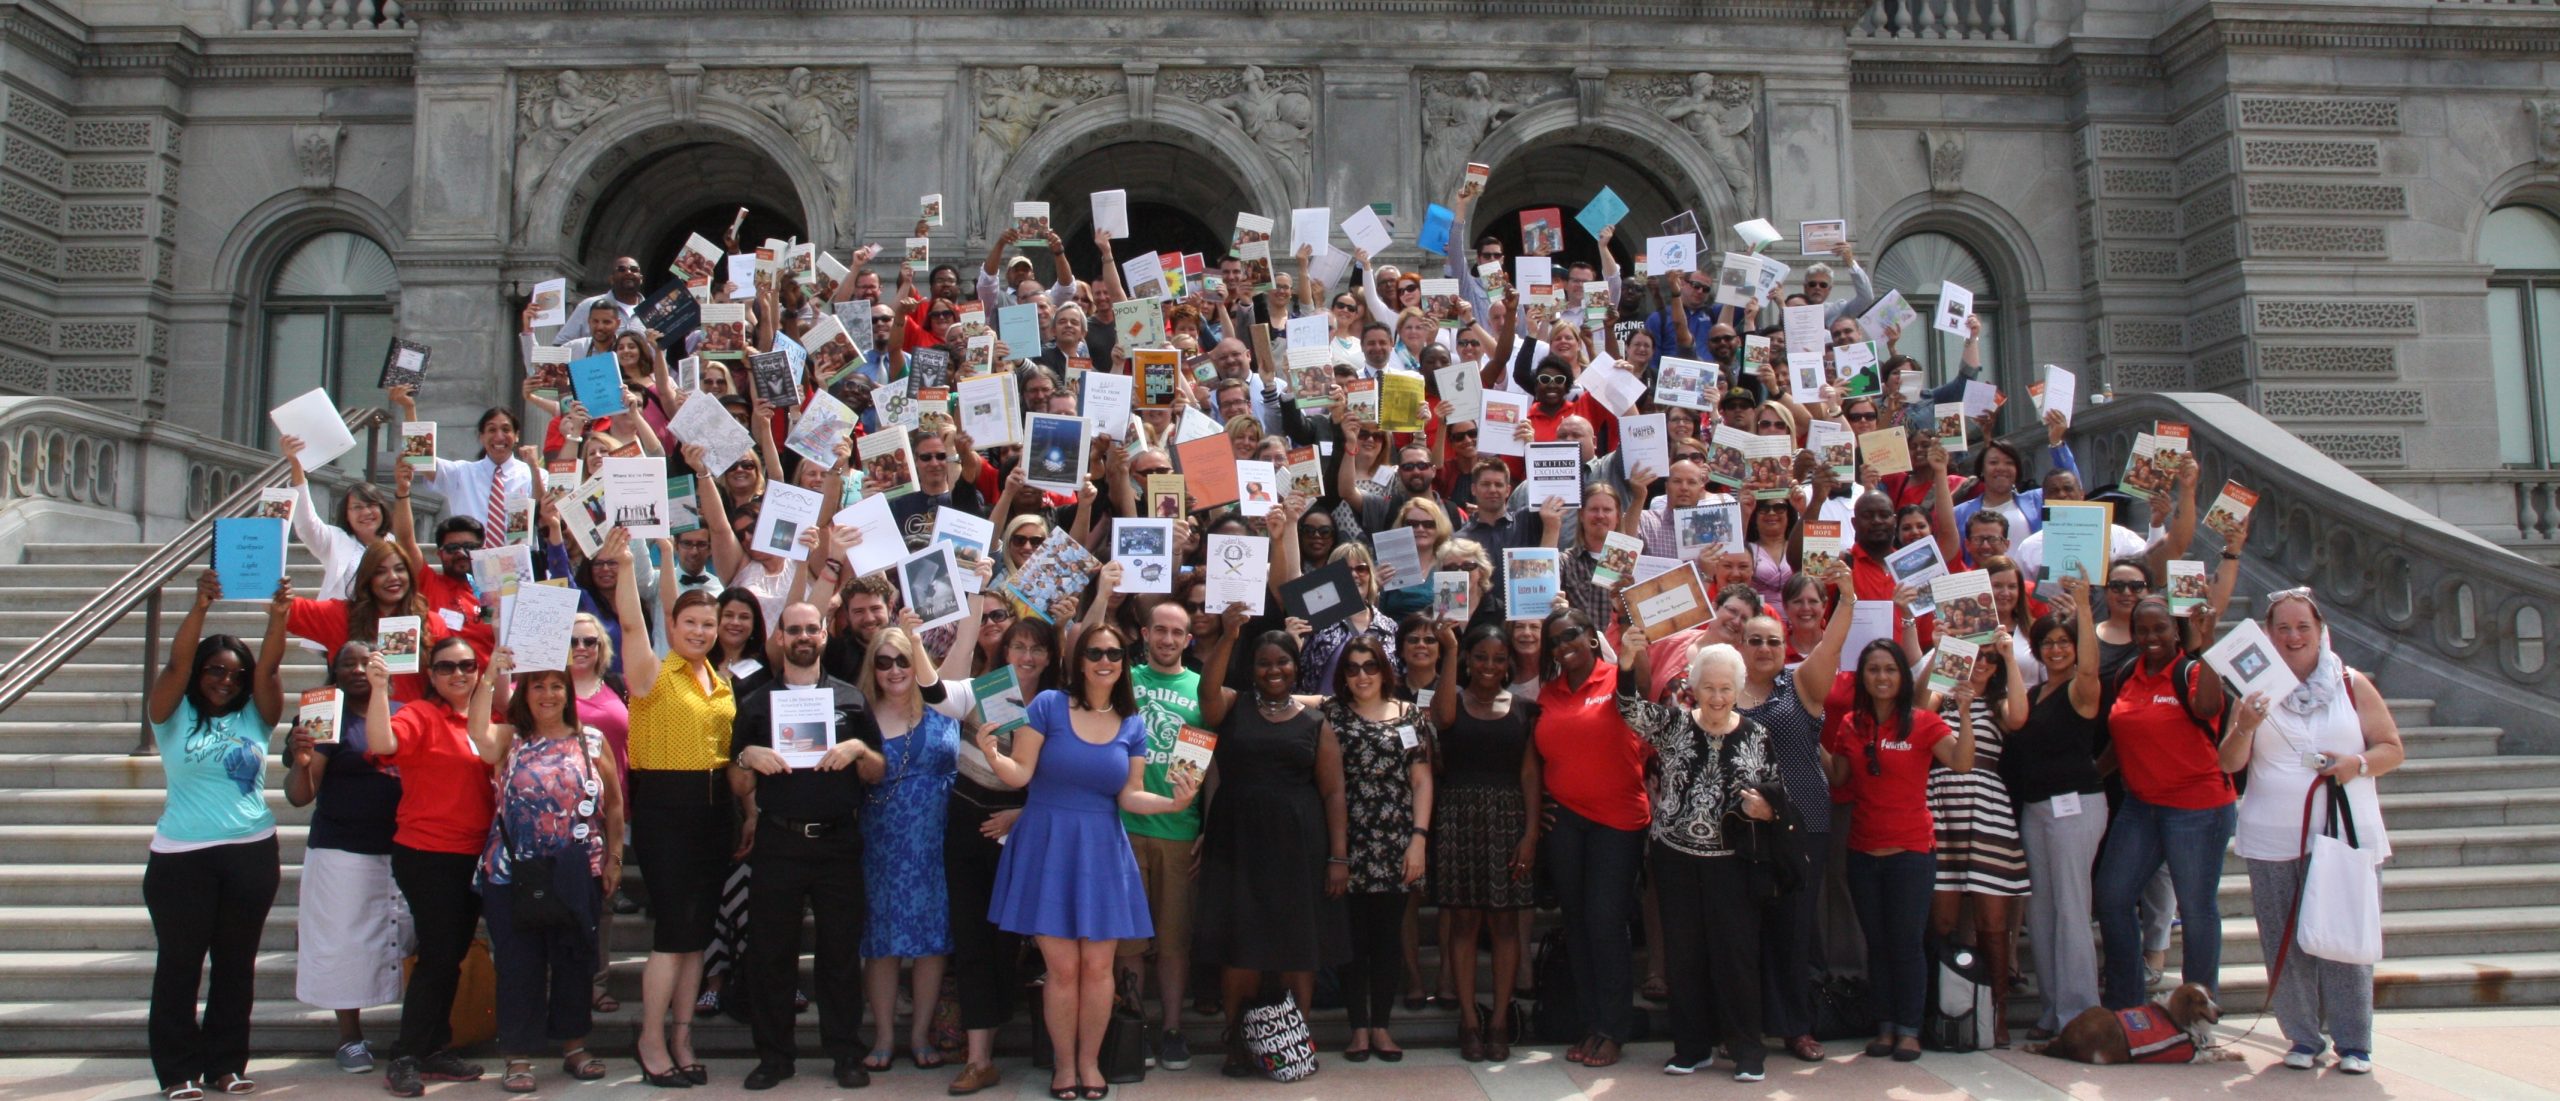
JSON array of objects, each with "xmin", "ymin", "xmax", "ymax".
[
  {"xmin": 1844, "ymin": 850, "xmax": 1934, "ymax": 1035},
  {"xmin": 1542, "ymin": 805, "xmax": 1646, "ymax": 1042},
  {"xmin": 2094, "ymin": 796, "xmax": 2237, "ymax": 1009}
]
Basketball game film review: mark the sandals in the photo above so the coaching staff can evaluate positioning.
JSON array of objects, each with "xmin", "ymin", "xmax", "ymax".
[
  {"xmin": 206, "ymin": 1074, "xmax": 255, "ymax": 1095},
  {"xmin": 1582, "ymin": 1038, "xmax": 1622, "ymax": 1068},
  {"xmin": 164, "ymin": 1085, "xmax": 205, "ymax": 1101},
  {"xmin": 694, "ymin": 990, "xmax": 722, "ymax": 1013},
  {"xmin": 912, "ymin": 1047, "xmax": 948, "ymax": 1070},
  {"xmin": 501, "ymin": 1059, "xmax": 538, "ymax": 1094},
  {"xmin": 1048, "ymin": 1072, "xmax": 1080, "ymax": 1101},
  {"xmin": 563, "ymin": 1048, "xmax": 608, "ymax": 1081},
  {"xmin": 592, "ymin": 984, "xmax": 620, "ymax": 1014},
  {"xmin": 863, "ymin": 1047, "xmax": 898, "ymax": 1072}
]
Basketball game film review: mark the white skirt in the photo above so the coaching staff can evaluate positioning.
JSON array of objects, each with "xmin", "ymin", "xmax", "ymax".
[{"xmin": 295, "ymin": 846, "xmax": 412, "ymax": 1010}]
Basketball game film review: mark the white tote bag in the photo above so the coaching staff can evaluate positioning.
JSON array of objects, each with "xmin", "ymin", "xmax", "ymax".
[{"xmin": 2295, "ymin": 779, "xmax": 2384, "ymax": 965}]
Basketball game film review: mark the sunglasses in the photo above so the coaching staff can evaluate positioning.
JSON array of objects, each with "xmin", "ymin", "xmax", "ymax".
[
  {"xmin": 430, "ymin": 660, "xmax": 480, "ymax": 676},
  {"xmin": 2106, "ymin": 580, "xmax": 2150, "ymax": 593},
  {"xmin": 1549, "ymin": 625, "xmax": 1588, "ymax": 647},
  {"xmin": 1399, "ymin": 461, "xmax": 1433, "ymax": 471},
  {"xmin": 1863, "ymin": 738, "xmax": 1883, "ymax": 777},
  {"xmin": 200, "ymin": 665, "xmax": 249, "ymax": 683},
  {"xmin": 1010, "ymin": 534, "xmax": 1046, "ymax": 549},
  {"xmin": 439, "ymin": 542, "xmax": 481, "ymax": 555},
  {"xmin": 1805, "ymin": 280, "xmax": 1832, "ymax": 290},
  {"xmin": 1300, "ymin": 523, "xmax": 1336, "ymax": 535},
  {"xmin": 1343, "ymin": 660, "xmax": 1384, "ymax": 675},
  {"xmin": 1534, "ymin": 374, "xmax": 1569, "ymax": 386},
  {"xmin": 915, "ymin": 452, "xmax": 950, "ymax": 462},
  {"xmin": 779, "ymin": 624, "xmax": 825, "ymax": 637},
  {"xmin": 1332, "ymin": 301, "xmax": 1358, "ymax": 311},
  {"xmin": 1846, "ymin": 412, "xmax": 1880, "ymax": 423},
  {"xmin": 1743, "ymin": 636, "xmax": 1786, "ymax": 648},
  {"xmin": 1450, "ymin": 430, "xmax": 1478, "ymax": 442},
  {"xmin": 873, "ymin": 653, "xmax": 911, "ymax": 671},
  {"xmin": 1082, "ymin": 646, "xmax": 1126, "ymax": 663},
  {"xmin": 570, "ymin": 637, "xmax": 604, "ymax": 649},
  {"xmin": 1754, "ymin": 420, "xmax": 1784, "ymax": 431},
  {"xmin": 614, "ymin": 264, "xmax": 644, "ymax": 273}
]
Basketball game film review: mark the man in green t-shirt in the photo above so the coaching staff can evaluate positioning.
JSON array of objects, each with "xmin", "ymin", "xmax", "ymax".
[{"xmin": 1120, "ymin": 599, "xmax": 1203, "ymax": 1069}]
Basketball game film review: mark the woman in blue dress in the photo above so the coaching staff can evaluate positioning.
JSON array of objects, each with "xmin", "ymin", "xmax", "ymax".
[
  {"xmin": 978, "ymin": 623, "xmax": 1201, "ymax": 1101},
  {"xmin": 856, "ymin": 624, "xmax": 960, "ymax": 1071}
]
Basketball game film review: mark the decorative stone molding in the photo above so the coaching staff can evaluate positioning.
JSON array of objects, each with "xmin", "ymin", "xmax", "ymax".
[
  {"xmin": 2235, "ymin": 96, "xmax": 2398, "ymax": 131},
  {"xmin": 2241, "ymin": 138, "xmax": 2380, "ymax": 172},
  {"xmin": 55, "ymin": 321, "xmax": 134, "ymax": 351},
  {"xmin": 2098, "ymin": 166, "xmax": 2172, "ymax": 198},
  {"xmin": 60, "ymin": 245, "xmax": 140, "ymax": 276},
  {"xmin": 971, "ymin": 65, "xmax": 1121, "ymax": 236},
  {"xmin": 0, "ymin": 303, "xmax": 48, "ymax": 348},
  {"xmin": 2115, "ymin": 362, "xmax": 2190, "ymax": 390},
  {"xmin": 2181, "ymin": 226, "xmax": 2237, "ymax": 272},
  {"xmin": 66, "ymin": 161, "xmax": 145, "ymax": 193},
  {"xmin": 2171, "ymin": 101, "xmax": 2228, "ymax": 154},
  {"xmin": 2181, "ymin": 184, "xmax": 2234, "ymax": 228},
  {"xmin": 667, "ymin": 62, "xmax": 702, "ymax": 122},
  {"xmin": 2298, "ymin": 431, "xmax": 2403, "ymax": 465},
  {"xmin": 1923, "ymin": 128, "xmax": 1964, "ymax": 195},
  {"xmin": 2095, "ymin": 125, "xmax": 2171, "ymax": 158},
  {"xmin": 2195, "ymin": 347, "xmax": 2249, "ymax": 389},
  {"xmin": 1572, "ymin": 65, "xmax": 1608, "ymax": 126},
  {"xmin": 1160, "ymin": 66, "xmax": 1313, "ymax": 178},
  {"xmin": 5, "ymin": 92, "xmax": 69, "ymax": 147},
  {"xmin": 2243, "ymin": 181, "xmax": 2404, "ymax": 216},
  {"xmin": 1417, "ymin": 70, "xmax": 1565, "ymax": 199},
  {"xmin": 2105, "ymin": 246, "xmax": 2179, "ymax": 279},
  {"xmin": 511, "ymin": 69, "xmax": 671, "ymax": 241},
  {"xmin": 1609, "ymin": 71, "xmax": 1756, "ymax": 213},
  {"xmin": 2174, "ymin": 141, "xmax": 2229, "ymax": 195},
  {"xmin": 2249, "ymin": 223, "xmax": 2386, "ymax": 257},
  {"xmin": 4, "ymin": 138, "xmax": 65, "ymax": 188},
  {"xmin": 2189, "ymin": 300, "xmax": 2244, "ymax": 346},
  {"xmin": 2102, "ymin": 206, "xmax": 2177, "ymax": 238},
  {"xmin": 2109, "ymin": 318, "xmax": 2182, "ymax": 351},
  {"xmin": 0, "ymin": 224, "xmax": 53, "ymax": 271},
  {"xmin": 72, "ymin": 119, "xmax": 151, "ymax": 150},
  {"xmin": 2262, "ymin": 387, "xmax": 2425, "ymax": 420},
  {"xmin": 2253, "ymin": 299, "xmax": 2418, "ymax": 332},
  {"xmin": 2259, "ymin": 345, "xmax": 2396, "ymax": 375},
  {"xmin": 292, "ymin": 123, "xmax": 344, "ymax": 192},
  {"xmin": 2, "ymin": 179, "xmax": 61, "ymax": 231},
  {"xmin": 2533, "ymin": 99, "xmax": 2560, "ymax": 168},
  {"xmin": 64, "ymin": 203, "xmax": 143, "ymax": 234},
  {"xmin": 1123, "ymin": 63, "xmax": 1157, "ymax": 121}
]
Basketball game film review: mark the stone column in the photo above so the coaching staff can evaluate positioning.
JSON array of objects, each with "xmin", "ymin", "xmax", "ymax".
[
  {"xmin": 398, "ymin": 68, "xmax": 515, "ymax": 429},
  {"xmin": 866, "ymin": 66, "xmax": 964, "ymax": 279}
]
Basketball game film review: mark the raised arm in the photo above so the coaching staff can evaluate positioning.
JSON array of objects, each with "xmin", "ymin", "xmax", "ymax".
[
  {"xmin": 1199, "ymin": 604, "xmax": 1248, "ymax": 729},
  {"xmin": 465, "ymin": 648, "xmax": 515, "ymax": 766},
  {"xmin": 683, "ymin": 444, "xmax": 745, "ymax": 583},
  {"xmin": 2063, "ymin": 570, "xmax": 2104, "ymax": 718},
  {"xmin": 605, "ymin": 529, "xmax": 659, "ymax": 693},
  {"xmin": 1791, "ymin": 563, "xmax": 1855, "ymax": 719},
  {"xmin": 149, "ymin": 571, "xmax": 222, "ymax": 724},
  {"xmin": 251, "ymin": 579, "xmax": 292, "ymax": 728}
]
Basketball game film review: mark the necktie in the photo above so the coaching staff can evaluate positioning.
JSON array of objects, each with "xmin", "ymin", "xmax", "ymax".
[{"xmin": 484, "ymin": 461, "xmax": 509, "ymax": 542}]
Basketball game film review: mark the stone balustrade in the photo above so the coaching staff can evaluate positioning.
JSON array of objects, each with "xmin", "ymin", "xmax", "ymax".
[
  {"xmin": 2061, "ymin": 392, "xmax": 2560, "ymax": 747},
  {"xmin": 1855, "ymin": 0, "xmax": 2017, "ymax": 40},
  {"xmin": 243, "ymin": 0, "xmax": 410, "ymax": 31}
]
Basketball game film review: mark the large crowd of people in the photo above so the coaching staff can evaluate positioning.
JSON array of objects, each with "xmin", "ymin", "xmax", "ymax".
[{"xmin": 139, "ymin": 176, "xmax": 2407, "ymax": 1100}]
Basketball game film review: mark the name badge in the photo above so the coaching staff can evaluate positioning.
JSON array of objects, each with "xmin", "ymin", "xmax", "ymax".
[
  {"xmin": 583, "ymin": 778, "xmax": 600, "ymax": 797},
  {"xmin": 437, "ymin": 609, "xmax": 464, "ymax": 631},
  {"xmin": 1318, "ymin": 440, "xmax": 1335, "ymax": 458},
  {"xmin": 1396, "ymin": 725, "xmax": 1419, "ymax": 751},
  {"xmin": 571, "ymin": 822, "xmax": 591, "ymax": 840},
  {"xmin": 2051, "ymin": 792, "xmax": 2082, "ymax": 818}
]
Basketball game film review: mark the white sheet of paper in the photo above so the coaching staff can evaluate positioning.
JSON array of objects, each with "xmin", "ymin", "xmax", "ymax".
[
  {"xmin": 529, "ymin": 278, "xmax": 567, "ymax": 327},
  {"xmin": 1713, "ymin": 250, "xmax": 1759, "ymax": 307},
  {"xmin": 1516, "ymin": 255, "xmax": 1554, "ymax": 289},
  {"xmin": 1175, "ymin": 405, "xmax": 1224, "ymax": 445},
  {"xmin": 724, "ymin": 255, "xmax": 756, "ymax": 300},
  {"xmin": 1120, "ymin": 251, "xmax": 1166, "ymax": 298},
  {"xmin": 1434, "ymin": 363, "xmax": 1484, "ymax": 425},
  {"xmin": 665, "ymin": 392, "xmax": 758, "ymax": 475},
  {"xmin": 1476, "ymin": 390, "xmax": 1531, "ymax": 458},
  {"xmin": 769, "ymin": 687, "xmax": 838, "ymax": 769},
  {"xmin": 268, "ymin": 389, "xmax": 360, "ymax": 468},
  {"xmin": 502, "ymin": 581, "xmax": 581, "ymax": 673},
  {"xmin": 1632, "ymin": 555, "xmax": 1683, "ymax": 584},
  {"xmin": 1783, "ymin": 304, "xmax": 1827, "ymax": 354},
  {"xmin": 1341, "ymin": 207, "xmax": 1393, "ymax": 255},
  {"xmin": 1081, "ymin": 371, "xmax": 1135, "ymax": 442},
  {"xmin": 750, "ymin": 483, "xmax": 824, "ymax": 562},
  {"xmin": 1291, "ymin": 207, "xmax": 1332, "ymax": 256},
  {"xmin": 1091, "ymin": 189, "xmax": 1130, "ymax": 239},
  {"xmin": 1620, "ymin": 412, "xmax": 1671, "ymax": 482},
  {"xmin": 2039, "ymin": 365, "xmax": 2077, "ymax": 426},
  {"xmin": 1934, "ymin": 280, "xmax": 1976, "ymax": 336},
  {"xmin": 1842, "ymin": 599, "xmax": 1897, "ymax": 663},
  {"xmin": 831, "ymin": 492, "xmax": 904, "ymax": 578},
  {"xmin": 1235, "ymin": 460, "xmax": 1280, "ymax": 517},
  {"xmin": 1788, "ymin": 351, "xmax": 1827, "ymax": 396},
  {"xmin": 1963, "ymin": 379, "xmax": 1999, "ymax": 419},
  {"xmin": 601, "ymin": 456, "xmax": 671, "ymax": 539},
  {"xmin": 1648, "ymin": 233, "xmax": 1699, "ymax": 274},
  {"xmin": 1800, "ymin": 219, "xmax": 1848, "ymax": 254},
  {"xmin": 1371, "ymin": 526, "xmax": 1427, "ymax": 592},
  {"xmin": 1308, "ymin": 248, "xmax": 1352, "ymax": 290},
  {"xmin": 1286, "ymin": 313, "xmax": 1329, "ymax": 355},
  {"xmin": 1733, "ymin": 218, "xmax": 1782, "ymax": 251},
  {"xmin": 1110, "ymin": 518, "xmax": 1177, "ymax": 594},
  {"xmin": 1205, "ymin": 533, "xmax": 1270, "ymax": 616}
]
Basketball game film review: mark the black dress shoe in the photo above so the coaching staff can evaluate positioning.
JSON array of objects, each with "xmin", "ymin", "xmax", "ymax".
[
  {"xmin": 834, "ymin": 1058, "xmax": 873, "ymax": 1089},
  {"xmin": 743, "ymin": 1062, "xmax": 794, "ymax": 1090}
]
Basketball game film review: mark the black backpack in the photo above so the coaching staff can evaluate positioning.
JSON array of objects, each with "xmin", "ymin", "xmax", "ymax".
[
  {"xmin": 1920, "ymin": 936, "xmax": 1995, "ymax": 1053},
  {"xmin": 2104, "ymin": 653, "xmax": 2243, "ymax": 797}
]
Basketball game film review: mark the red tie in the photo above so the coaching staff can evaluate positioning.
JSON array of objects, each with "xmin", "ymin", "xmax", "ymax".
[{"xmin": 484, "ymin": 461, "xmax": 509, "ymax": 542}]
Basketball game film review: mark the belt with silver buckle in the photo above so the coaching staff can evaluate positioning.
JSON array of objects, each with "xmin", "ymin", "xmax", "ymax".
[{"xmin": 761, "ymin": 813, "xmax": 849, "ymax": 839}]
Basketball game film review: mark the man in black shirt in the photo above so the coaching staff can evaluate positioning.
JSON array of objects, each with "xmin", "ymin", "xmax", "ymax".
[{"xmin": 729, "ymin": 602, "xmax": 887, "ymax": 1090}]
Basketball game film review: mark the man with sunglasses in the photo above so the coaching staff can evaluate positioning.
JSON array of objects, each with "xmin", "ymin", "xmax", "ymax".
[
  {"xmin": 890, "ymin": 427, "xmax": 989, "ymax": 550},
  {"xmin": 549, "ymin": 255, "xmax": 649, "ymax": 346},
  {"xmin": 727, "ymin": 602, "xmax": 888, "ymax": 1090},
  {"xmin": 1642, "ymin": 266, "xmax": 1740, "ymax": 375},
  {"xmin": 1800, "ymin": 245, "xmax": 1878, "ymax": 325},
  {"xmin": 1347, "ymin": 442, "xmax": 1458, "ymax": 539}
]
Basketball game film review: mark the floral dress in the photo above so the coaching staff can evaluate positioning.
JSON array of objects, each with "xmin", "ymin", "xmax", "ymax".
[
  {"xmin": 861, "ymin": 706, "xmax": 958, "ymax": 958},
  {"xmin": 479, "ymin": 730, "xmax": 606, "ymax": 886},
  {"xmin": 1324, "ymin": 699, "xmax": 1431, "ymax": 894}
]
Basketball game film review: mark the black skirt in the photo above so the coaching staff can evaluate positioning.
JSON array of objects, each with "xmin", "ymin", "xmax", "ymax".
[{"xmin": 627, "ymin": 768, "xmax": 736, "ymax": 954}]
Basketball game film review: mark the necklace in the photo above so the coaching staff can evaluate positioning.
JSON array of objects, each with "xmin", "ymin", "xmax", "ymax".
[{"xmin": 1256, "ymin": 693, "xmax": 1295, "ymax": 718}]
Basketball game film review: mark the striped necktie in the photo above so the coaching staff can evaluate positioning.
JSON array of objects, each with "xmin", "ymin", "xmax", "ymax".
[{"xmin": 484, "ymin": 460, "xmax": 508, "ymax": 541}]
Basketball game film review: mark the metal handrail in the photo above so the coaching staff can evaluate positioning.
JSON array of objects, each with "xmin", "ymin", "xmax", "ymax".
[{"xmin": 0, "ymin": 405, "xmax": 390, "ymax": 750}]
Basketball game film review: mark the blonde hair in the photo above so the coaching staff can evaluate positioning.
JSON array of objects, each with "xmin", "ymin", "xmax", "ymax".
[
  {"xmin": 858, "ymin": 626, "xmax": 925, "ymax": 711},
  {"xmin": 1400, "ymin": 497, "xmax": 1454, "ymax": 544},
  {"xmin": 571, "ymin": 612, "xmax": 616, "ymax": 675},
  {"xmin": 1436, "ymin": 535, "xmax": 1490, "ymax": 573}
]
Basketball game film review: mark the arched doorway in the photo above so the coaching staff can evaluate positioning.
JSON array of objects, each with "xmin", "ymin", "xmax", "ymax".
[
  {"xmin": 573, "ymin": 129, "xmax": 806, "ymax": 286},
  {"xmin": 1036, "ymin": 140, "xmax": 1251, "ymax": 281},
  {"xmin": 1475, "ymin": 138, "xmax": 1694, "ymax": 295}
]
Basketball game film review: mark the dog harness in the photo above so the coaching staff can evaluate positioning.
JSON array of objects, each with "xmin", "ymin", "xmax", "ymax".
[{"xmin": 2115, "ymin": 1006, "xmax": 2196, "ymax": 1063}]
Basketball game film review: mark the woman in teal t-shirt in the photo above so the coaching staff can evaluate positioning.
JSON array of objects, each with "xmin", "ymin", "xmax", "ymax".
[{"xmin": 144, "ymin": 569, "xmax": 290, "ymax": 1100}]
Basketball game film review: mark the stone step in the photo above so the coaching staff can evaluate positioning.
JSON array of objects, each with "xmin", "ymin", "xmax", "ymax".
[
  {"xmin": 2323, "ymin": 756, "xmax": 2560, "ymax": 795},
  {"xmin": 0, "ymin": 722, "xmax": 202, "ymax": 755},
  {"xmin": 2222, "ymin": 822, "xmax": 2560, "ymax": 871},
  {"xmin": 8, "ymin": 662, "xmax": 332, "ymax": 695},
  {"xmin": 2213, "ymin": 905, "xmax": 2560, "ymax": 967},
  {"xmin": 2400, "ymin": 726, "xmax": 2506, "ymax": 759},
  {"xmin": 0, "ymin": 864, "xmax": 305, "ymax": 907},
  {"xmin": 2214, "ymin": 863, "xmax": 2560, "ymax": 917},
  {"xmin": 0, "ymin": 825, "xmax": 309, "ymax": 864},
  {"xmin": 0, "ymin": 610, "xmax": 288, "ymax": 645},
  {"xmin": 0, "ymin": 565, "xmax": 328, "ymax": 591},
  {"xmin": 0, "ymin": 789, "xmax": 315, "ymax": 827},
  {"xmin": 2371, "ymin": 789, "xmax": 2560, "ymax": 830},
  {"xmin": 0, "ymin": 753, "xmax": 295, "ymax": 791},
  {"xmin": 0, "ymin": 638, "xmax": 332, "ymax": 667}
]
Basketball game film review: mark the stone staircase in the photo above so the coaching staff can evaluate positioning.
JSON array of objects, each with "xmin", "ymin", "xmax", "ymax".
[{"xmin": 3, "ymin": 542, "xmax": 2558, "ymax": 1053}]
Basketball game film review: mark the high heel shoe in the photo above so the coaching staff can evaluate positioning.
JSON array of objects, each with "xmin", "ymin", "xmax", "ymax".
[
  {"xmin": 635, "ymin": 1026, "xmax": 692, "ymax": 1089},
  {"xmin": 671, "ymin": 1022, "xmax": 707, "ymax": 1084}
]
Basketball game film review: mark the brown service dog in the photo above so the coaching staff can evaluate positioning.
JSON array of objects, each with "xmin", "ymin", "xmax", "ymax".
[{"xmin": 2022, "ymin": 983, "xmax": 2244, "ymax": 1065}]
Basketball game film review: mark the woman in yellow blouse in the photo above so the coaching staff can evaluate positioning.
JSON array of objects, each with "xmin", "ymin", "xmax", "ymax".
[{"xmin": 606, "ymin": 528, "xmax": 738, "ymax": 1087}]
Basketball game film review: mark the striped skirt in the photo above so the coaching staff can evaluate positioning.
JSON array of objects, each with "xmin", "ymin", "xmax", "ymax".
[{"xmin": 1928, "ymin": 710, "xmax": 2030, "ymax": 896}]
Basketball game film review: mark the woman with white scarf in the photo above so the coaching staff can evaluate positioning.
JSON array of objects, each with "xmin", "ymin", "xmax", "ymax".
[{"xmin": 2216, "ymin": 588, "xmax": 2404, "ymax": 1075}]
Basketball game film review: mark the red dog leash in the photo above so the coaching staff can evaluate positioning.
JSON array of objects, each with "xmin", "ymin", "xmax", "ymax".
[{"xmin": 2199, "ymin": 779, "xmax": 2327, "ymax": 1053}]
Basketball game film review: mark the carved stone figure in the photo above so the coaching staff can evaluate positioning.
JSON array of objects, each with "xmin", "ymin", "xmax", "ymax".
[
  {"xmin": 512, "ymin": 70, "xmax": 617, "ymax": 239},
  {"xmin": 1925, "ymin": 128, "xmax": 1967, "ymax": 194},
  {"xmin": 725, "ymin": 67, "xmax": 862, "ymax": 238},
  {"xmin": 292, "ymin": 123, "xmax": 343, "ymax": 193},
  {"xmin": 2532, "ymin": 99, "xmax": 2560, "ymax": 168},
  {"xmin": 973, "ymin": 66, "xmax": 1077, "ymax": 236},
  {"xmin": 1422, "ymin": 71, "xmax": 1523, "ymax": 200},
  {"xmin": 1656, "ymin": 72, "xmax": 1756, "ymax": 215},
  {"xmin": 1206, "ymin": 65, "xmax": 1314, "ymax": 172}
]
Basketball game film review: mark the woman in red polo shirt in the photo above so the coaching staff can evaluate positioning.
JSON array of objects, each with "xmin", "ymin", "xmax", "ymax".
[
  {"xmin": 290, "ymin": 541, "xmax": 493, "ymax": 703},
  {"xmin": 2091, "ymin": 595, "xmax": 2234, "ymax": 1011},
  {"xmin": 1531, "ymin": 607, "xmax": 1653, "ymax": 1069},
  {"xmin": 1820, "ymin": 639, "xmax": 1975, "ymax": 1062},
  {"xmin": 361, "ymin": 635, "xmax": 499, "ymax": 1095}
]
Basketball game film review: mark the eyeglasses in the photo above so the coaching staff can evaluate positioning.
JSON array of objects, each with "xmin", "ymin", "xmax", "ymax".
[
  {"xmin": 1846, "ymin": 411, "xmax": 1880, "ymax": 424},
  {"xmin": 570, "ymin": 637, "xmax": 604, "ymax": 649},
  {"xmin": 1478, "ymin": 250, "xmax": 1504, "ymax": 261},
  {"xmin": 1343, "ymin": 660, "xmax": 1384, "ymax": 675},
  {"xmin": 779, "ymin": 624, "xmax": 825, "ymax": 638},
  {"xmin": 1010, "ymin": 534, "xmax": 1046, "ymax": 549},
  {"xmin": 439, "ymin": 542, "xmax": 480, "ymax": 555},
  {"xmin": 1399, "ymin": 461, "xmax": 1433, "ymax": 471},
  {"xmin": 1533, "ymin": 374, "xmax": 1569, "ymax": 386},
  {"xmin": 2105, "ymin": 580, "xmax": 2150, "ymax": 593},
  {"xmin": 1450, "ymin": 429, "xmax": 1477, "ymax": 442},
  {"xmin": 1404, "ymin": 517, "xmax": 1437, "ymax": 530},
  {"xmin": 928, "ymin": 311, "xmax": 957, "ymax": 321},
  {"xmin": 1082, "ymin": 646, "xmax": 1126, "ymax": 663},
  {"xmin": 1805, "ymin": 280, "xmax": 1832, "ymax": 290},
  {"xmin": 1754, "ymin": 420, "xmax": 1784, "ymax": 431},
  {"xmin": 1350, "ymin": 562, "xmax": 1372, "ymax": 574},
  {"xmin": 1684, "ymin": 281, "xmax": 1712, "ymax": 293},
  {"xmin": 915, "ymin": 452, "xmax": 949, "ymax": 463},
  {"xmin": 1743, "ymin": 636, "xmax": 1786, "ymax": 648},
  {"xmin": 430, "ymin": 660, "xmax": 480, "ymax": 676},
  {"xmin": 200, "ymin": 665, "xmax": 249, "ymax": 683},
  {"xmin": 873, "ymin": 653, "xmax": 911, "ymax": 670}
]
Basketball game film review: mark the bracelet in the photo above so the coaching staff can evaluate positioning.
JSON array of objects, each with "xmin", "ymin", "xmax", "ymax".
[
  {"xmin": 1327, "ymin": 856, "xmax": 1351, "ymax": 865},
  {"xmin": 1410, "ymin": 826, "xmax": 1431, "ymax": 838},
  {"xmin": 394, "ymin": 493, "xmax": 410, "ymax": 500},
  {"xmin": 2220, "ymin": 551, "xmax": 2241, "ymax": 560},
  {"xmin": 2353, "ymin": 753, "xmax": 2369, "ymax": 776}
]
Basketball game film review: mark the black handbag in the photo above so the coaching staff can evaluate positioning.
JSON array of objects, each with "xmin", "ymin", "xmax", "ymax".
[
  {"xmin": 1098, "ymin": 1011, "xmax": 1150, "ymax": 1084},
  {"xmin": 497, "ymin": 815, "xmax": 582, "ymax": 932}
]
